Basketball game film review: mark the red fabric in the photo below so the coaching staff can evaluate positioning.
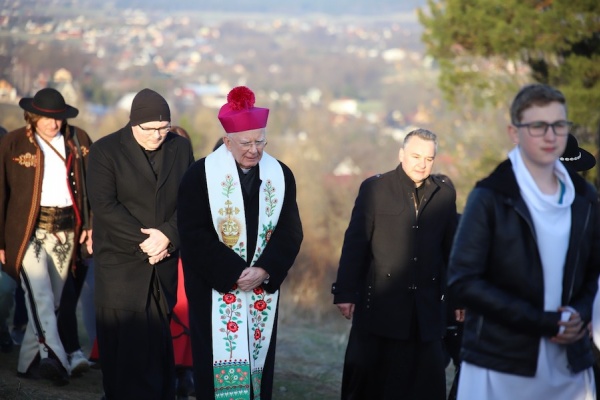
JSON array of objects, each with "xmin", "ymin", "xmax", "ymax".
[
  {"xmin": 89, "ymin": 259, "xmax": 193, "ymax": 367},
  {"xmin": 218, "ymin": 86, "xmax": 269, "ymax": 133},
  {"xmin": 171, "ymin": 259, "xmax": 193, "ymax": 367},
  {"xmin": 89, "ymin": 337, "xmax": 99, "ymax": 361}
]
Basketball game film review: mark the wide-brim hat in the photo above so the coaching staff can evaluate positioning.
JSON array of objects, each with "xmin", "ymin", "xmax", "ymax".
[
  {"xmin": 19, "ymin": 88, "xmax": 79, "ymax": 119},
  {"xmin": 560, "ymin": 133, "xmax": 596, "ymax": 172},
  {"xmin": 218, "ymin": 86, "xmax": 269, "ymax": 133}
]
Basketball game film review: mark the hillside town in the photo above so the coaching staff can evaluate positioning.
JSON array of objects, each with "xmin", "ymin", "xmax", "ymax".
[{"xmin": 0, "ymin": 1, "xmax": 437, "ymax": 143}]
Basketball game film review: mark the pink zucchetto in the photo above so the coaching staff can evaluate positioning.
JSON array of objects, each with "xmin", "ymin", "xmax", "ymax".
[{"xmin": 218, "ymin": 86, "xmax": 269, "ymax": 133}]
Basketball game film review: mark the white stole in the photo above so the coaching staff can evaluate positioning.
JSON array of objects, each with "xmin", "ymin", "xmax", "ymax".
[{"xmin": 206, "ymin": 144, "xmax": 284, "ymax": 400}]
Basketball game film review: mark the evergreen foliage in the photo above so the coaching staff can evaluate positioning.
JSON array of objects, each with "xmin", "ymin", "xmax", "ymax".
[{"xmin": 418, "ymin": 0, "xmax": 600, "ymax": 138}]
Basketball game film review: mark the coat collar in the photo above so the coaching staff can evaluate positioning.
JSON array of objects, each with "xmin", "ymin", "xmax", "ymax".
[
  {"xmin": 476, "ymin": 159, "xmax": 596, "ymax": 203},
  {"xmin": 394, "ymin": 164, "xmax": 439, "ymax": 196},
  {"xmin": 119, "ymin": 125, "xmax": 179, "ymax": 188}
]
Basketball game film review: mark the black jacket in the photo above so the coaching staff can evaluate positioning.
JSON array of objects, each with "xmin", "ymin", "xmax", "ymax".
[
  {"xmin": 87, "ymin": 126, "xmax": 194, "ymax": 312},
  {"xmin": 333, "ymin": 166, "xmax": 457, "ymax": 341},
  {"xmin": 448, "ymin": 159, "xmax": 600, "ymax": 376}
]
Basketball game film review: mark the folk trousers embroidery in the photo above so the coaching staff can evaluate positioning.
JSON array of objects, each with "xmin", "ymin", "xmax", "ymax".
[{"xmin": 18, "ymin": 228, "xmax": 74, "ymax": 373}]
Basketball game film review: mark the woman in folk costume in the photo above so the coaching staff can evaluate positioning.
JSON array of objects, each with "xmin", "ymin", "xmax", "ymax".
[
  {"xmin": 0, "ymin": 88, "xmax": 93, "ymax": 385},
  {"xmin": 178, "ymin": 86, "xmax": 303, "ymax": 400}
]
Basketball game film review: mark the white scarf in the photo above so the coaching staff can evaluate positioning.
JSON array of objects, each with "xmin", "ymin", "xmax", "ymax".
[
  {"xmin": 205, "ymin": 144, "xmax": 284, "ymax": 400},
  {"xmin": 508, "ymin": 147, "xmax": 574, "ymax": 310}
]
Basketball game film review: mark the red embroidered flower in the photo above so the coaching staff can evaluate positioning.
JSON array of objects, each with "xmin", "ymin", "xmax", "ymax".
[
  {"xmin": 253, "ymin": 287, "xmax": 264, "ymax": 295},
  {"xmin": 254, "ymin": 300, "xmax": 267, "ymax": 311},
  {"xmin": 265, "ymin": 230, "xmax": 272, "ymax": 242},
  {"xmin": 223, "ymin": 293, "xmax": 236, "ymax": 304},
  {"xmin": 231, "ymin": 283, "xmax": 238, "ymax": 291},
  {"xmin": 227, "ymin": 321, "xmax": 239, "ymax": 332},
  {"xmin": 254, "ymin": 329, "xmax": 261, "ymax": 340}
]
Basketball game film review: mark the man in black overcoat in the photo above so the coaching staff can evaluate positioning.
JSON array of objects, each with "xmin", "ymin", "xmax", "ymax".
[
  {"xmin": 332, "ymin": 128, "xmax": 457, "ymax": 400},
  {"xmin": 86, "ymin": 88, "xmax": 194, "ymax": 399}
]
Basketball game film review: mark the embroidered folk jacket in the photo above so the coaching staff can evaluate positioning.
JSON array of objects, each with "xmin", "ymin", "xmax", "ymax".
[{"xmin": 0, "ymin": 125, "xmax": 93, "ymax": 280}]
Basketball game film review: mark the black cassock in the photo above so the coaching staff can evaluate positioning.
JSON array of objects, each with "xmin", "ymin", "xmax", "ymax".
[{"xmin": 178, "ymin": 157, "xmax": 303, "ymax": 400}]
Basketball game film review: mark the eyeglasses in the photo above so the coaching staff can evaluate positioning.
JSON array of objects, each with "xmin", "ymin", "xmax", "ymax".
[
  {"xmin": 138, "ymin": 124, "xmax": 171, "ymax": 136},
  {"xmin": 230, "ymin": 138, "xmax": 267, "ymax": 151},
  {"xmin": 513, "ymin": 120, "xmax": 572, "ymax": 137}
]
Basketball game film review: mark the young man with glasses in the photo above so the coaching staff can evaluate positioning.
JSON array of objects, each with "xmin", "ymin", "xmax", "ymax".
[
  {"xmin": 86, "ymin": 88, "xmax": 194, "ymax": 399},
  {"xmin": 448, "ymin": 83, "xmax": 599, "ymax": 399},
  {"xmin": 177, "ymin": 86, "xmax": 303, "ymax": 400}
]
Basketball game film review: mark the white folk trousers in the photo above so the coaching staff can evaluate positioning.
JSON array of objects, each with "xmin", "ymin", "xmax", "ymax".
[{"xmin": 18, "ymin": 228, "xmax": 73, "ymax": 373}]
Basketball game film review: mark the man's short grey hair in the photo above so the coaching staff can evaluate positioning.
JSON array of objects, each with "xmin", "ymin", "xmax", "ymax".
[{"xmin": 403, "ymin": 128, "xmax": 438, "ymax": 153}]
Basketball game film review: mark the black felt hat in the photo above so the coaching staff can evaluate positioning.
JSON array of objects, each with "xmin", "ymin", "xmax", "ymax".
[
  {"xmin": 560, "ymin": 133, "xmax": 596, "ymax": 172},
  {"xmin": 19, "ymin": 88, "xmax": 79, "ymax": 119},
  {"xmin": 129, "ymin": 88, "xmax": 171, "ymax": 126}
]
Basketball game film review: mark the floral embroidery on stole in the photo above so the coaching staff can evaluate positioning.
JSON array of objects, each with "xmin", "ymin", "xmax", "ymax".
[{"xmin": 206, "ymin": 144, "xmax": 284, "ymax": 400}]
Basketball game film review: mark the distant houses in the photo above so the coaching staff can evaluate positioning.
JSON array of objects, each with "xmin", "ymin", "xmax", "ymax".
[{"xmin": 0, "ymin": 80, "xmax": 17, "ymax": 103}]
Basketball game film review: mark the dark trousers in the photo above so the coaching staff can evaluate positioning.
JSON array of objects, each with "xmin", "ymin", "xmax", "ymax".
[
  {"xmin": 57, "ymin": 260, "xmax": 89, "ymax": 353},
  {"xmin": 444, "ymin": 323, "xmax": 463, "ymax": 400},
  {"xmin": 341, "ymin": 326, "xmax": 446, "ymax": 400},
  {"xmin": 13, "ymin": 285, "xmax": 28, "ymax": 328},
  {"xmin": 97, "ymin": 276, "xmax": 175, "ymax": 400},
  {"xmin": 593, "ymin": 343, "xmax": 600, "ymax": 399}
]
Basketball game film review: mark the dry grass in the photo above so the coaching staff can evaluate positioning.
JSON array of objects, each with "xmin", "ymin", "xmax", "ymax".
[{"xmin": 0, "ymin": 309, "xmax": 455, "ymax": 399}]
